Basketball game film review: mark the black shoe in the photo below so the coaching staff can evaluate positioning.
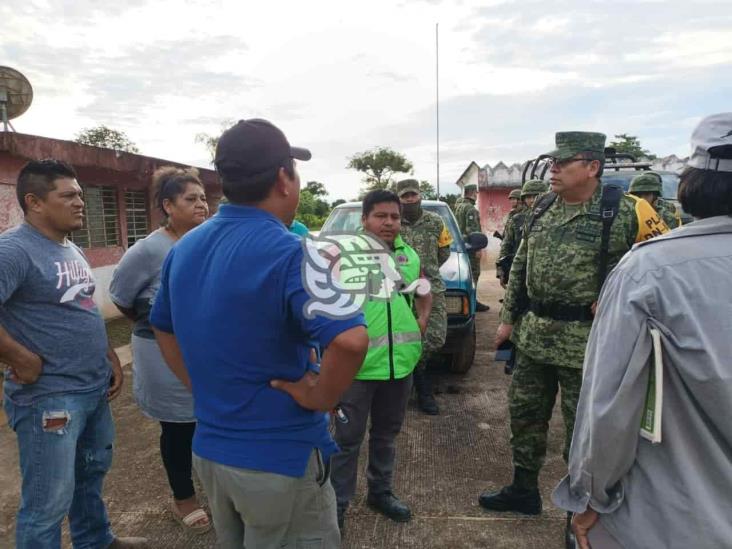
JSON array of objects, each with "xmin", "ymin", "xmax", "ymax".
[
  {"xmin": 417, "ymin": 392, "xmax": 439, "ymax": 415},
  {"xmin": 367, "ymin": 491, "xmax": 412, "ymax": 522},
  {"xmin": 337, "ymin": 507, "xmax": 345, "ymax": 532},
  {"xmin": 565, "ymin": 511, "xmax": 576, "ymax": 549},
  {"xmin": 413, "ymin": 370, "xmax": 439, "ymax": 415},
  {"xmin": 478, "ymin": 485, "xmax": 542, "ymax": 515},
  {"xmin": 476, "ymin": 301, "xmax": 490, "ymax": 312}
]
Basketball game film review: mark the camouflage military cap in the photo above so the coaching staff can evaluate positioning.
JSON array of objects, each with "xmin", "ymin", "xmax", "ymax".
[
  {"xmin": 629, "ymin": 172, "xmax": 663, "ymax": 194},
  {"xmin": 508, "ymin": 189, "xmax": 522, "ymax": 200},
  {"xmin": 396, "ymin": 178, "xmax": 420, "ymax": 197},
  {"xmin": 464, "ymin": 183, "xmax": 478, "ymax": 193},
  {"xmin": 521, "ymin": 179, "xmax": 549, "ymax": 198},
  {"xmin": 546, "ymin": 131, "xmax": 606, "ymax": 161}
]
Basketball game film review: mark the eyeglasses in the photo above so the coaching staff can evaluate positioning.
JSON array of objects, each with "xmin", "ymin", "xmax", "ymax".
[{"xmin": 549, "ymin": 156, "xmax": 590, "ymax": 169}]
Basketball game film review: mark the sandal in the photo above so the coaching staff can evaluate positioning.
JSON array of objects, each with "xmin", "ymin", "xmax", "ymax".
[{"xmin": 171, "ymin": 503, "xmax": 211, "ymax": 535}]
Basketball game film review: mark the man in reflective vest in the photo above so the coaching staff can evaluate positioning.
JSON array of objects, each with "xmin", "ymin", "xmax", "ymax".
[{"xmin": 330, "ymin": 189, "xmax": 432, "ymax": 531}]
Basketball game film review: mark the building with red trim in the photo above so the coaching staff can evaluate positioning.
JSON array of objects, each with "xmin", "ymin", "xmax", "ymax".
[
  {"xmin": 0, "ymin": 132, "xmax": 222, "ymax": 318},
  {"xmin": 455, "ymin": 161, "xmax": 520, "ymax": 262}
]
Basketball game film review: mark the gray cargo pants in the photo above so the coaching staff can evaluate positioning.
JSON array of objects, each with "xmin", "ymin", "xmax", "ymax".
[
  {"xmin": 193, "ymin": 450, "xmax": 339, "ymax": 549},
  {"xmin": 330, "ymin": 375, "xmax": 412, "ymax": 511}
]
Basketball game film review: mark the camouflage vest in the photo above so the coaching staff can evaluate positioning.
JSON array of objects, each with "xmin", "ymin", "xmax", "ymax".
[{"xmin": 401, "ymin": 209, "xmax": 449, "ymax": 293}]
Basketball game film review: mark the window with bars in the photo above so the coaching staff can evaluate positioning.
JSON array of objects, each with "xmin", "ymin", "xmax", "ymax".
[
  {"xmin": 125, "ymin": 190, "xmax": 149, "ymax": 246},
  {"xmin": 69, "ymin": 186, "xmax": 120, "ymax": 248}
]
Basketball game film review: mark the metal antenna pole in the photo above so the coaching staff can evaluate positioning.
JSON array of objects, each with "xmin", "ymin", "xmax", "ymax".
[{"xmin": 436, "ymin": 22, "xmax": 440, "ymax": 199}]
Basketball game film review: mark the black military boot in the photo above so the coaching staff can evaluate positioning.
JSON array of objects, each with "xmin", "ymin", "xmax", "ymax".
[
  {"xmin": 476, "ymin": 301, "xmax": 491, "ymax": 312},
  {"xmin": 478, "ymin": 467, "xmax": 542, "ymax": 515},
  {"xmin": 367, "ymin": 491, "xmax": 412, "ymax": 522},
  {"xmin": 565, "ymin": 511, "xmax": 577, "ymax": 549},
  {"xmin": 413, "ymin": 369, "xmax": 439, "ymax": 415},
  {"xmin": 337, "ymin": 506, "xmax": 346, "ymax": 532}
]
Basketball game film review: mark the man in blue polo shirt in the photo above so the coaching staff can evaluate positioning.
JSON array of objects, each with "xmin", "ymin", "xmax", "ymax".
[{"xmin": 150, "ymin": 119, "xmax": 368, "ymax": 549}]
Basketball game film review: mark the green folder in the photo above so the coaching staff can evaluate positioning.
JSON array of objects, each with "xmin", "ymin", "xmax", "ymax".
[{"xmin": 640, "ymin": 328, "xmax": 663, "ymax": 444}]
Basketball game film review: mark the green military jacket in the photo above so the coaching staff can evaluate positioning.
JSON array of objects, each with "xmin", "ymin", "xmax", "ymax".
[
  {"xmin": 655, "ymin": 198, "xmax": 682, "ymax": 229},
  {"xmin": 401, "ymin": 209, "xmax": 452, "ymax": 294},
  {"xmin": 500, "ymin": 185, "xmax": 669, "ymax": 369},
  {"xmin": 499, "ymin": 209, "xmax": 528, "ymax": 262},
  {"xmin": 454, "ymin": 197, "xmax": 481, "ymax": 237}
]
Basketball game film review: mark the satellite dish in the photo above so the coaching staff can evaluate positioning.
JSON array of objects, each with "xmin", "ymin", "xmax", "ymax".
[{"xmin": 0, "ymin": 66, "xmax": 34, "ymax": 132}]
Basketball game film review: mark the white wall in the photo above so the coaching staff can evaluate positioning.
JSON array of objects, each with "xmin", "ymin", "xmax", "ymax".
[{"xmin": 92, "ymin": 265, "xmax": 122, "ymax": 319}]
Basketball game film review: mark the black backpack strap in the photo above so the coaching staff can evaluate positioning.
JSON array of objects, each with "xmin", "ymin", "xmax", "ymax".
[
  {"xmin": 597, "ymin": 184, "xmax": 624, "ymax": 292},
  {"xmin": 514, "ymin": 192, "xmax": 557, "ymax": 313},
  {"xmin": 526, "ymin": 191, "xmax": 558, "ymax": 233}
]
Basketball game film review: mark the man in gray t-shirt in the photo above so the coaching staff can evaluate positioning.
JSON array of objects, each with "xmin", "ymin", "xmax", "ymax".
[
  {"xmin": 1, "ymin": 222, "xmax": 111, "ymax": 404},
  {"xmin": 0, "ymin": 160, "xmax": 146, "ymax": 548}
]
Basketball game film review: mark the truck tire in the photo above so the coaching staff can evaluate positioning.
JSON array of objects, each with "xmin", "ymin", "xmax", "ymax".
[{"xmin": 450, "ymin": 321, "xmax": 476, "ymax": 374}]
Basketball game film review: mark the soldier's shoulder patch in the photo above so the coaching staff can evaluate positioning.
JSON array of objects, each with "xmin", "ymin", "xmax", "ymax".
[{"xmin": 438, "ymin": 225, "xmax": 453, "ymax": 247}]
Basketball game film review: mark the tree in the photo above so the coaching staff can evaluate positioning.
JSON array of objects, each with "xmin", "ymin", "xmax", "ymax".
[
  {"xmin": 75, "ymin": 125, "xmax": 139, "ymax": 153},
  {"xmin": 419, "ymin": 180, "xmax": 438, "ymax": 200},
  {"xmin": 331, "ymin": 198, "xmax": 347, "ymax": 208},
  {"xmin": 608, "ymin": 134, "xmax": 657, "ymax": 160},
  {"xmin": 296, "ymin": 183, "xmax": 331, "ymax": 230},
  {"xmin": 347, "ymin": 147, "xmax": 413, "ymax": 194},
  {"xmin": 195, "ymin": 120, "xmax": 235, "ymax": 164},
  {"xmin": 304, "ymin": 181, "xmax": 328, "ymax": 198},
  {"xmin": 443, "ymin": 193, "xmax": 460, "ymax": 212}
]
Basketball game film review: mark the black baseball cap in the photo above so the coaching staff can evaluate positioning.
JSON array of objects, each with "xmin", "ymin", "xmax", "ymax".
[{"xmin": 214, "ymin": 119, "xmax": 311, "ymax": 177}]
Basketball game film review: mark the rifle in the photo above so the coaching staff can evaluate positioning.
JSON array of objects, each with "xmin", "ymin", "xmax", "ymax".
[{"xmin": 496, "ymin": 254, "xmax": 514, "ymax": 285}]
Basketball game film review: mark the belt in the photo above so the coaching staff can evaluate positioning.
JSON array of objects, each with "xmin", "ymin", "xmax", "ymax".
[{"xmin": 529, "ymin": 300, "xmax": 594, "ymax": 322}]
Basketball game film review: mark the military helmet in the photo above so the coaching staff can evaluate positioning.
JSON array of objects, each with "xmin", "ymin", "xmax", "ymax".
[
  {"xmin": 521, "ymin": 179, "xmax": 548, "ymax": 198},
  {"xmin": 629, "ymin": 172, "xmax": 663, "ymax": 194},
  {"xmin": 508, "ymin": 189, "xmax": 522, "ymax": 200}
]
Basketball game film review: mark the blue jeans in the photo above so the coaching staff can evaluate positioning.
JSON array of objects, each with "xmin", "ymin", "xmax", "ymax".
[{"xmin": 4, "ymin": 389, "xmax": 116, "ymax": 549}]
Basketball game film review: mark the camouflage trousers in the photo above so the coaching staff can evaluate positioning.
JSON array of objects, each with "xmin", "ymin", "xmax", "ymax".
[
  {"xmin": 415, "ymin": 292, "xmax": 447, "ymax": 373},
  {"xmin": 509, "ymin": 351, "xmax": 583, "ymax": 473},
  {"xmin": 469, "ymin": 253, "xmax": 481, "ymax": 285}
]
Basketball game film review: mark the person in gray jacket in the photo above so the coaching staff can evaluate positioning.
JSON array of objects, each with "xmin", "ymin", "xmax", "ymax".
[{"xmin": 552, "ymin": 112, "xmax": 732, "ymax": 549}]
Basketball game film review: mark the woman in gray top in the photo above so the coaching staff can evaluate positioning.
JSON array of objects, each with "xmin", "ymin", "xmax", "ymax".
[
  {"xmin": 553, "ymin": 113, "xmax": 732, "ymax": 548},
  {"xmin": 110, "ymin": 166, "xmax": 210, "ymax": 533}
]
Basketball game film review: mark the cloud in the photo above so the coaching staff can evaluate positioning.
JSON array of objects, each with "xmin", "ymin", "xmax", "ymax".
[
  {"xmin": 351, "ymin": 61, "xmax": 732, "ymax": 194},
  {"xmin": 467, "ymin": 2, "xmax": 732, "ymax": 84},
  {"xmin": 80, "ymin": 37, "xmax": 254, "ymax": 121},
  {"xmin": 2, "ymin": 0, "xmax": 732, "ymax": 202},
  {"xmin": 367, "ymin": 70, "xmax": 417, "ymax": 83}
]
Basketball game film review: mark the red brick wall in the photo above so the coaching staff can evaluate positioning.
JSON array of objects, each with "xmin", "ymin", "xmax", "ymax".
[
  {"xmin": 0, "ymin": 183, "xmax": 23, "ymax": 232},
  {"xmin": 478, "ymin": 186, "xmax": 515, "ymax": 234}
]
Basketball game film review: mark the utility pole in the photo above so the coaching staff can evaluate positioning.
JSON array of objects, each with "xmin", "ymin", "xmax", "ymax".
[{"xmin": 436, "ymin": 22, "xmax": 440, "ymax": 199}]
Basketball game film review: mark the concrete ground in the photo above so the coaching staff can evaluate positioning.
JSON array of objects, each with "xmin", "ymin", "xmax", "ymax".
[{"xmin": 0, "ymin": 272, "xmax": 569, "ymax": 548}]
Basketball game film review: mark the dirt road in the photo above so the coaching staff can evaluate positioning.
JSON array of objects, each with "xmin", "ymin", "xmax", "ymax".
[{"xmin": 0, "ymin": 273, "xmax": 568, "ymax": 548}]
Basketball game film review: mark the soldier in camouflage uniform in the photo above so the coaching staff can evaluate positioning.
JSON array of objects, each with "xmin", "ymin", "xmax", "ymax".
[
  {"xmin": 507, "ymin": 188, "xmax": 523, "ymax": 220},
  {"xmin": 479, "ymin": 132, "xmax": 669, "ymax": 545},
  {"xmin": 629, "ymin": 172, "xmax": 682, "ymax": 229},
  {"xmin": 454, "ymin": 184, "xmax": 490, "ymax": 312},
  {"xmin": 397, "ymin": 179, "xmax": 453, "ymax": 415},
  {"xmin": 496, "ymin": 180, "xmax": 548, "ymax": 287}
]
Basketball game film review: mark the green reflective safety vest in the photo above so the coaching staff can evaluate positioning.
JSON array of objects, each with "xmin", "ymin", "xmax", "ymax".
[{"xmin": 357, "ymin": 234, "xmax": 423, "ymax": 381}]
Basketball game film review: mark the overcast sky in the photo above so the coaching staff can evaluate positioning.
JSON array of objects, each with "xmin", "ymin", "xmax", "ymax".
[{"xmin": 2, "ymin": 0, "xmax": 731, "ymax": 199}]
